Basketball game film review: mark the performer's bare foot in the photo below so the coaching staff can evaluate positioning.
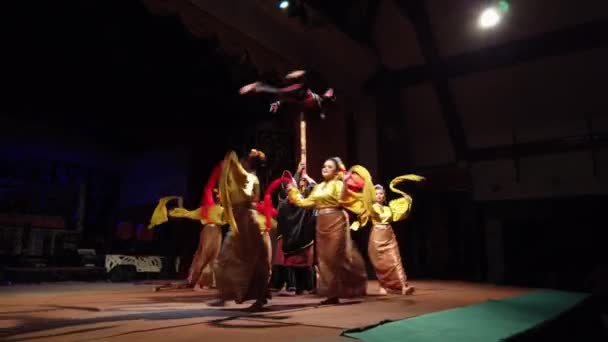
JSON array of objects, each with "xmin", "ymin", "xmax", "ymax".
[
  {"xmin": 239, "ymin": 82, "xmax": 258, "ymax": 95},
  {"xmin": 193, "ymin": 284, "xmax": 205, "ymax": 292},
  {"xmin": 323, "ymin": 88, "xmax": 335, "ymax": 100},
  {"xmin": 286, "ymin": 70, "xmax": 306, "ymax": 79},
  {"xmin": 207, "ymin": 299, "xmax": 226, "ymax": 307},
  {"xmin": 402, "ymin": 285, "xmax": 415, "ymax": 296},
  {"xmin": 320, "ymin": 297, "xmax": 340, "ymax": 305},
  {"xmin": 378, "ymin": 287, "xmax": 388, "ymax": 295}
]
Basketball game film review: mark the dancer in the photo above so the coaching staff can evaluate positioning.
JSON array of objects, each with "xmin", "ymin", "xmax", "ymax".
[
  {"xmin": 210, "ymin": 149, "xmax": 272, "ymax": 311},
  {"xmin": 147, "ymin": 193, "xmax": 224, "ymax": 291},
  {"xmin": 239, "ymin": 70, "xmax": 335, "ymax": 119},
  {"xmin": 286, "ymin": 157, "xmax": 367, "ymax": 305},
  {"xmin": 351, "ymin": 173, "xmax": 425, "ymax": 295},
  {"xmin": 188, "ymin": 190, "xmax": 224, "ymax": 291},
  {"xmin": 272, "ymin": 163, "xmax": 317, "ymax": 295}
]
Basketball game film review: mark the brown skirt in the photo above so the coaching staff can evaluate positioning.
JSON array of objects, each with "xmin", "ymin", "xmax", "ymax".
[
  {"xmin": 188, "ymin": 224, "xmax": 222, "ymax": 287},
  {"xmin": 368, "ymin": 224, "xmax": 408, "ymax": 291},
  {"xmin": 316, "ymin": 209, "xmax": 367, "ymax": 298},
  {"xmin": 214, "ymin": 207, "xmax": 271, "ymax": 303}
]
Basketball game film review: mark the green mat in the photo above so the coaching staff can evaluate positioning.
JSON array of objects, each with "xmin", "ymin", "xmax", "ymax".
[{"xmin": 342, "ymin": 290, "xmax": 589, "ymax": 342}]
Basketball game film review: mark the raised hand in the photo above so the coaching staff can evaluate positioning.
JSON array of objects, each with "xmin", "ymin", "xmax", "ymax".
[
  {"xmin": 269, "ymin": 101, "xmax": 280, "ymax": 113},
  {"xmin": 297, "ymin": 161, "xmax": 306, "ymax": 174}
]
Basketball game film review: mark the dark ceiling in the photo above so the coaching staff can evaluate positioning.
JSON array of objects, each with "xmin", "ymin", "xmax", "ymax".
[
  {"xmin": 305, "ymin": 0, "xmax": 379, "ymax": 46},
  {"xmin": 2, "ymin": 0, "xmax": 269, "ymax": 150}
]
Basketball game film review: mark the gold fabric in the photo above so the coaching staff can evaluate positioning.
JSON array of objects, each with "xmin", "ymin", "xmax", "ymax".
[
  {"xmin": 148, "ymin": 196, "xmax": 181, "ymax": 229},
  {"xmin": 198, "ymin": 204, "xmax": 226, "ymax": 225},
  {"xmin": 367, "ymin": 174, "xmax": 423, "ymax": 291},
  {"xmin": 148, "ymin": 198, "xmax": 225, "ymax": 228},
  {"xmin": 168, "ymin": 207, "xmax": 202, "ymax": 221},
  {"xmin": 368, "ymin": 224, "xmax": 408, "ymax": 291},
  {"xmin": 345, "ymin": 165, "xmax": 375, "ymax": 230},
  {"xmin": 214, "ymin": 207, "xmax": 271, "ymax": 303},
  {"xmin": 287, "ymin": 178, "xmax": 362, "ymax": 213},
  {"xmin": 254, "ymin": 212, "xmax": 277, "ymax": 232},
  {"xmin": 386, "ymin": 174, "xmax": 424, "ymax": 222},
  {"xmin": 188, "ymin": 224, "xmax": 222, "ymax": 287},
  {"xmin": 315, "ymin": 209, "xmax": 367, "ymax": 298},
  {"xmin": 219, "ymin": 151, "xmax": 260, "ymax": 235},
  {"xmin": 351, "ymin": 173, "xmax": 424, "ymax": 227}
]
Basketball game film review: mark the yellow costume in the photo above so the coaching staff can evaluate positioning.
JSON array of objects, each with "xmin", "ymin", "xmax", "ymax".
[
  {"xmin": 148, "ymin": 197, "xmax": 224, "ymax": 288},
  {"xmin": 214, "ymin": 151, "xmax": 272, "ymax": 304},
  {"xmin": 353, "ymin": 172, "xmax": 424, "ymax": 294},
  {"xmin": 288, "ymin": 176, "xmax": 367, "ymax": 298}
]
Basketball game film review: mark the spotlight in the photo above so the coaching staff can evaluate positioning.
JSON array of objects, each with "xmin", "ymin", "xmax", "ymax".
[
  {"xmin": 278, "ymin": 0, "xmax": 289, "ymax": 10},
  {"xmin": 478, "ymin": 7, "xmax": 501, "ymax": 29}
]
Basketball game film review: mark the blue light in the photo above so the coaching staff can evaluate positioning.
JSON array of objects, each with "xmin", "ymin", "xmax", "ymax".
[{"xmin": 279, "ymin": 1, "xmax": 289, "ymax": 10}]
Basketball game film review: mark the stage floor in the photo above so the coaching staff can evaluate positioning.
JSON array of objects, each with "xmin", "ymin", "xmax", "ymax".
[{"xmin": 0, "ymin": 280, "xmax": 532, "ymax": 342}]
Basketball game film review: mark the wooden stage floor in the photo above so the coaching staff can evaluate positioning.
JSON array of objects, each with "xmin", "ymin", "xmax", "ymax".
[{"xmin": 0, "ymin": 280, "xmax": 532, "ymax": 342}]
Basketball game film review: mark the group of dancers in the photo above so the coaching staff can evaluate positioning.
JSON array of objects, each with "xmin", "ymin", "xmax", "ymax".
[{"xmin": 147, "ymin": 70, "xmax": 425, "ymax": 311}]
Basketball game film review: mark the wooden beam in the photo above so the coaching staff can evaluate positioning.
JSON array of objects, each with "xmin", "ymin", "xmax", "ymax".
[
  {"xmin": 367, "ymin": 18, "xmax": 608, "ymax": 89},
  {"xmin": 393, "ymin": 0, "xmax": 469, "ymax": 160},
  {"xmin": 468, "ymin": 132, "xmax": 608, "ymax": 162}
]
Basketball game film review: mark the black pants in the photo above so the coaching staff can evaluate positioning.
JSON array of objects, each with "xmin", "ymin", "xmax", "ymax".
[
  {"xmin": 271, "ymin": 265, "xmax": 315, "ymax": 293},
  {"xmin": 293, "ymin": 266, "xmax": 315, "ymax": 293},
  {"xmin": 255, "ymin": 83, "xmax": 308, "ymax": 101},
  {"xmin": 271, "ymin": 265, "xmax": 295, "ymax": 291}
]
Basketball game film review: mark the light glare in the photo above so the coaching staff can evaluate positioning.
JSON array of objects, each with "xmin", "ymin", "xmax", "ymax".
[
  {"xmin": 478, "ymin": 7, "xmax": 501, "ymax": 29},
  {"xmin": 279, "ymin": 1, "xmax": 289, "ymax": 10}
]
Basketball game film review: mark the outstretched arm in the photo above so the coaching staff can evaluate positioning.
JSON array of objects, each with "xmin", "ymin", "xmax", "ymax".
[
  {"xmin": 286, "ymin": 182, "xmax": 317, "ymax": 209},
  {"xmin": 240, "ymin": 82, "xmax": 283, "ymax": 95}
]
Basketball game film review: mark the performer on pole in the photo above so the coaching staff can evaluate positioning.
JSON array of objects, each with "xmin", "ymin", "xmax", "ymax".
[
  {"xmin": 271, "ymin": 164, "xmax": 317, "ymax": 295},
  {"xmin": 239, "ymin": 70, "xmax": 335, "ymax": 119}
]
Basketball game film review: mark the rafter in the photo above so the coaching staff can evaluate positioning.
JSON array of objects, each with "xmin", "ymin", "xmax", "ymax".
[
  {"xmin": 367, "ymin": 18, "xmax": 608, "ymax": 89},
  {"xmin": 393, "ymin": 0, "xmax": 469, "ymax": 161}
]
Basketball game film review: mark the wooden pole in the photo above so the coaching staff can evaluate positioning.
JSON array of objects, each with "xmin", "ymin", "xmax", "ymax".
[{"xmin": 299, "ymin": 112, "xmax": 307, "ymax": 175}]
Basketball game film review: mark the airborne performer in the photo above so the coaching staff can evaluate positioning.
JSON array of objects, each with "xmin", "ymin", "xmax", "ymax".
[{"xmin": 239, "ymin": 70, "xmax": 335, "ymax": 119}]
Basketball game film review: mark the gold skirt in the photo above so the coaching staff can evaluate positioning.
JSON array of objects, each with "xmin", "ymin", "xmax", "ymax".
[
  {"xmin": 368, "ymin": 224, "xmax": 408, "ymax": 291},
  {"xmin": 316, "ymin": 208, "xmax": 367, "ymax": 298},
  {"xmin": 188, "ymin": 224, "xmax": 222, "ymax": 287},
  {"xmin": 214, "ymin": 207, "xmax": 271, "ymax": 303}
]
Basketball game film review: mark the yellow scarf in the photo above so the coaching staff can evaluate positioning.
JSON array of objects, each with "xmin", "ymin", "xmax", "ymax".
[{"xmin": 348, "ymin": 165, "xmax": 375, "ymax": 228}]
